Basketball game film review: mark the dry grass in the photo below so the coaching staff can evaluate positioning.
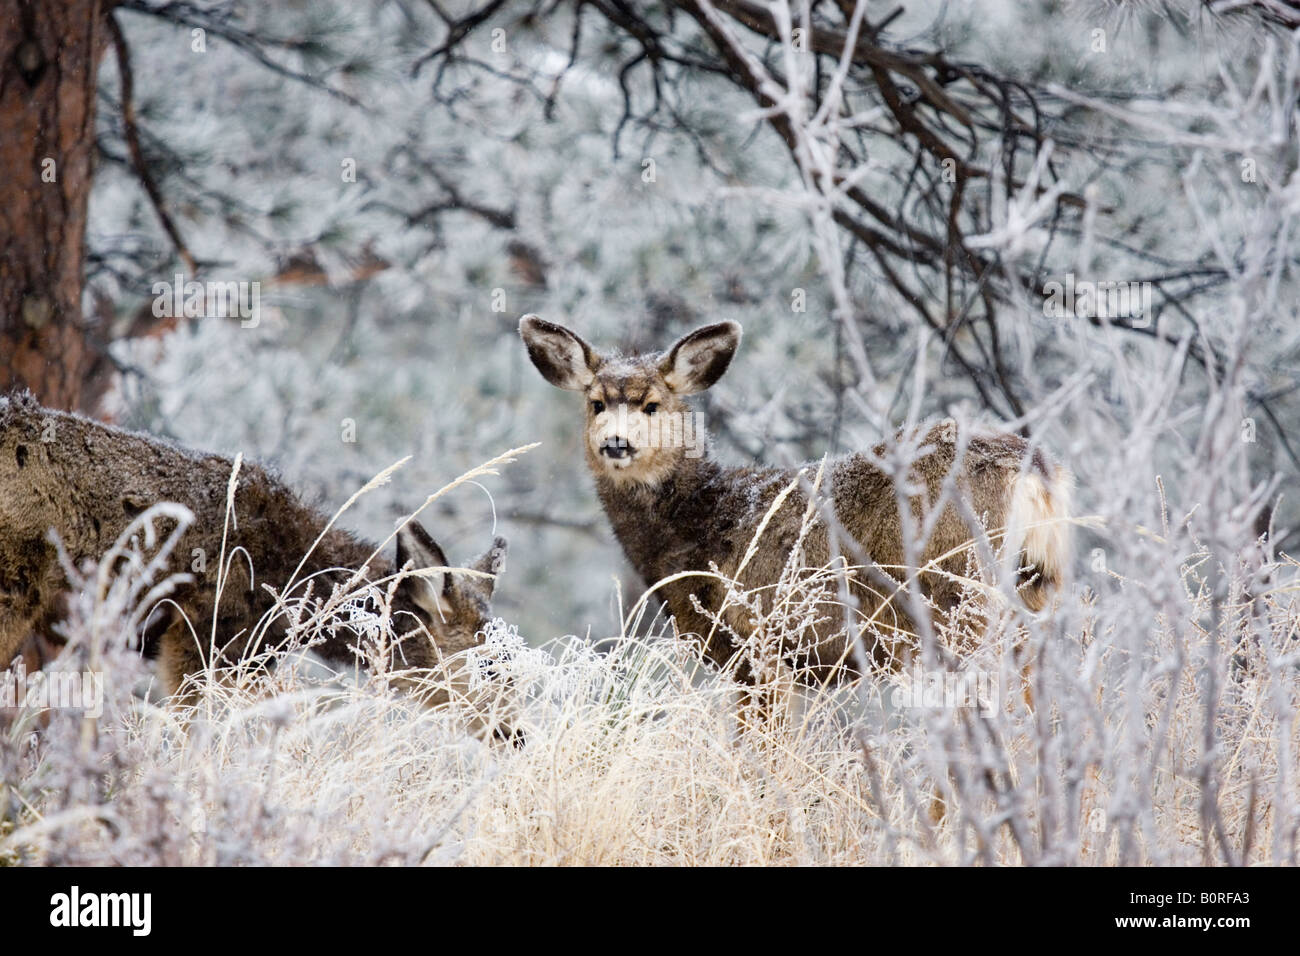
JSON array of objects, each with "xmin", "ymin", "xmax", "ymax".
[
  {"xmin": 2, "ymin": 458, "xmax": 1297, "ymax": 866},
  {"xmin": 3, "ymin": 550, "xmax": 1297, "ymax": 865}
]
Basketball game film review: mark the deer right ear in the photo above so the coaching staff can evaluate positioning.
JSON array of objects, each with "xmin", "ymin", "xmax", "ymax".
[
  {"xmin": 519, "ymin": 315, "xmax": 597, "ymax": 391},
  {"xmin": 661, "ymin": 321, "xmax": 742, "ymax": 395}
]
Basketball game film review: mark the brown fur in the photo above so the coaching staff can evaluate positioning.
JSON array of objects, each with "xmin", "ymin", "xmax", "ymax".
[
  {"xmin": 520, "ymin": 316, "xmax": 1073, "ymax": 683},
  {"xmin": 0, "ymin": 390, "xmax": 507, "ymax": 706}
]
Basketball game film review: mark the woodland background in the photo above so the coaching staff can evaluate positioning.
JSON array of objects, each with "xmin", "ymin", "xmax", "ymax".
[{"xmin": 2, "ymin": 1, "xmax": 1299, "ymax": 865}]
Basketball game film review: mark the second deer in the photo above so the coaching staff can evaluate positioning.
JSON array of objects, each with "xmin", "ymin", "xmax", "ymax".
[{"xmin": 0, "ymin": 390, "xmax": 511, "ymax": 723}]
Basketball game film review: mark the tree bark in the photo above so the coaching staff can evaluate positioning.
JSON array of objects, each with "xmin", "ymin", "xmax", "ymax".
[{"xmin": 0, "ymin": 0, "xmax": 108, "ymax": 411}]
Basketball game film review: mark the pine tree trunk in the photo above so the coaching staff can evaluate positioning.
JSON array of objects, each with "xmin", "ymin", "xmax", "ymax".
[{"xmin": 0, "ymin": 0, "xmax": 108, "ymax": 411}]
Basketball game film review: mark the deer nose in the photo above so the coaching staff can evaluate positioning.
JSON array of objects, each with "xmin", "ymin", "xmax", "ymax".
[{"xmin": 600, "ymin": 439, "xmax": 633, "ymax": 459}]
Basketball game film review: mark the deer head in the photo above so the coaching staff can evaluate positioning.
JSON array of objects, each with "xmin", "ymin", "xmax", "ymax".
[{"xmin": 519, "ymin": 315, "xmax": 741, "ymax": 487}]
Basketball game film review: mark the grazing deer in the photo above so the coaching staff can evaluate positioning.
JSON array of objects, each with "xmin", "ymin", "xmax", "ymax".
[
  {"xmin": 519, "ymin": 316, "xmax": 1073, "ymax": 684},
  {"xmin": 0, "ymin": 390, "xmax": 508, "ymax": 713}
]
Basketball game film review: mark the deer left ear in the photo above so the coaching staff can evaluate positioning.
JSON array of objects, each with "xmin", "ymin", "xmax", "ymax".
[
  {"xmin": 660, "ymin": 321, "xmax": 742, "ymax": 394},
  {"xmin": 519, "ymin": 315, "xmax": 599, "ymax": 391},
  {"xmin": 396, "ymin": 519, "xmax": 453, "ymax": 620}
]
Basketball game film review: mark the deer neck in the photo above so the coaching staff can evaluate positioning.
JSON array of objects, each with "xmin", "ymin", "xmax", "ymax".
[{"xmin": 592, "ymin": 451, "xmax": 726, "ymax": 584}]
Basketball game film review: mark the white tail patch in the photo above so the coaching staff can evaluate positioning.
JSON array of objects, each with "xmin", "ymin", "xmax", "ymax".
[{"xmin": 1005, "ymin": 465, "xmax": 1074, "ymax": 610}]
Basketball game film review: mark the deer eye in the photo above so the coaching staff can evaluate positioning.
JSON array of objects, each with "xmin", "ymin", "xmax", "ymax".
[
  {"xmin": 643, "ymin": 402, "xmax": 659, "ymax": 415},
  {"xmin": 591, "ymin": 400, "xmax": 605, "ymax": 414}
]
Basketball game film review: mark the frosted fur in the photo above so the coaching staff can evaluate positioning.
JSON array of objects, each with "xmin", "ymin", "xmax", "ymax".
[{"xmin": 0, "ymin": 390, "xmax": 507, "ymax": 704}]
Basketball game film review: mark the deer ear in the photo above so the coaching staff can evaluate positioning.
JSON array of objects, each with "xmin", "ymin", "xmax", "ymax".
[
  {"xmin": 396, "ymin": 519, "xmax": 453, "ymax": 620},
  {"xmin": 471, "ymin": 536, "xmax": 508, "ymax": 596},
  {"xmin": 519, "ymin": 315, "xmax": 598, "ymax": 391},
  {"xmin": 660, "ymin": 321, "xmax": 742, "ymax": 395}
]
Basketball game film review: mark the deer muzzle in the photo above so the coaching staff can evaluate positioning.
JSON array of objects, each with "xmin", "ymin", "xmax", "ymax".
[{"xmin": 599, "ymin": 439, "xmax": 634, "ymax": 460}]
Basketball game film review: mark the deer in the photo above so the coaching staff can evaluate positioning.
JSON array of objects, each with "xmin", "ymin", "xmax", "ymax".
[
  {"xmin": 519, "ymin": 315, "xmax": 1073, "ymax": 689},
  {"xmin": 0, "ymin": 389, "xmax": 510, "ymax": 721}
]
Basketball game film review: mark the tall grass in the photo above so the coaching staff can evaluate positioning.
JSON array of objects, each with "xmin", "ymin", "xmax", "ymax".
[{"xmin": 3, "ymin": 487, "xmax": 1296, "ymax": 865}]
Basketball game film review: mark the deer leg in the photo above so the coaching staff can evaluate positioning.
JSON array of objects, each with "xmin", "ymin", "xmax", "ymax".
[
  {"xmin": 156, "ymin": 620, "xmax": 209, "ymax": 709},
  {"xmin": 0, "ymin": 604, "xmax": 36, "ymax": 672}
]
